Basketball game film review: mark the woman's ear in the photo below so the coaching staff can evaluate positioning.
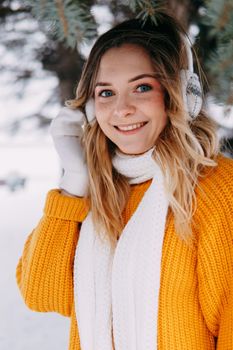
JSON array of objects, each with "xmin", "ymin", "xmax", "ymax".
[{"xmin": 85, "ymin": 98, "xmax": 96, "ymax": 123}]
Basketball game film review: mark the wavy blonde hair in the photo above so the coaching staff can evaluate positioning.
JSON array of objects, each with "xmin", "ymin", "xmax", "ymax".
[{"xmin": 67, "ymin": 12, "xmax": 219, "ymax": 247}]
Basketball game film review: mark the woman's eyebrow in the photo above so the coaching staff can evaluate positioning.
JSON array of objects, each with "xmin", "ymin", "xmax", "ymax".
[
  {"xmin": 95, "ymin": 73, "xmax": 157, "ymax": 88},
  {"xmin": 128, "ymin": 73, "xmax": 157, "ymax": 83}
]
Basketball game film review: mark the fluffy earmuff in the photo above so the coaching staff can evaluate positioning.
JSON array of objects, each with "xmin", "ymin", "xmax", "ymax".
[
  {"xmin": 180, "ymin": 36, "xmax": 203, "ymax": 119},
  {"xmin": 85, "ymin": 98, "xmax": 96, "ymax": 123}
]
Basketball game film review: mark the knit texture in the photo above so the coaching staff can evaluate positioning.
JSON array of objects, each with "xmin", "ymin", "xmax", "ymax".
[
  {"xmin": 16, "ymin": 155, "xmax": 233, "ymax": 349},
  {"xmin": 112, "ymin": 146, "xmax": 157, "ymax": 184},
  {"xmin": 74, "ymin": 156, "xmax": 168, "ymax": 350}
]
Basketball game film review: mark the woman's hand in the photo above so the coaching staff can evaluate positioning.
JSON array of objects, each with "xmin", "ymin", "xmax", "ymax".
[{"xmin": 50, "ymin": 106, "xmax": 88, "ymax": 197}]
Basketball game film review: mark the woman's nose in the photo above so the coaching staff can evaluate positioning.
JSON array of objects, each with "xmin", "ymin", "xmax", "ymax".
[{"xmin": 113, "ymin": 96, "xmax": 136, "ymax": 118}]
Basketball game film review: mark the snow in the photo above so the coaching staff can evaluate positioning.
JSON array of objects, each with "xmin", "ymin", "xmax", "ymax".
[
  {"xmin": 92, "ymin": 5, "xmax": 114, "ymax": 35},
  {"xmin": 0, "ymin": 141, "xmax": 71, "ymax": 350},
  {"xmin": 0, "ymin": 9, "xmax": 60, "ymax": 131},
  {"xmin": 0, "ymin": 10, "xmax": 68, "ymax": 346},
  {"xmin": 79, "ymin": 5, "xmax": 114, "ymax": 58},
  {"xmin": 207, "ymin": 96, "xmax": 233, "ymax": 129},
  {"xmin": 0, "ymin": 9, "xmax": 64, "ymax": 345},
  {"xmin": 0, "ymin": 4, "xmax": 70, "ymax": 345}
]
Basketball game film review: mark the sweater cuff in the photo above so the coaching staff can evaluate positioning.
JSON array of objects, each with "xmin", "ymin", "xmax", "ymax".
[{"xmin": 44, "ymin": 189, "xmax": 89, "ymax": 222}]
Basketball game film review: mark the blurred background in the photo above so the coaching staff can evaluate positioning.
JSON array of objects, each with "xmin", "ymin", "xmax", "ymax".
[{"xmin": 0, "ymin": 0, "xmax": 233, "ymax": 349}]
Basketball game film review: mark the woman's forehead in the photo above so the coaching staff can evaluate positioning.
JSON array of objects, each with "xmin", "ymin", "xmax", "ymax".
[{"xmin": 96, "ymin": 44, "xmax": 155, "ymax": 81}]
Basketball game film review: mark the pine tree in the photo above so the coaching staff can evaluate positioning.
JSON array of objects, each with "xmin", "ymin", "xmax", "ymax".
[{"xmin": 22, "ymin": 0, "xmax": 233, "ymax": 108}]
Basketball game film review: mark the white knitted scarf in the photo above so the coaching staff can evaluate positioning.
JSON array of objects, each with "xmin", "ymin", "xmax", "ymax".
[{"xmin": 73, "ymin": 147, "xmax": 168, "ymax": 350}]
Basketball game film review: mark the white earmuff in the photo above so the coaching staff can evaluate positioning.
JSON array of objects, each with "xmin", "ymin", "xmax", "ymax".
[
  {"xmin": 180, "ymin": 36, "xmax": 203, "ymax": 119},
  {"xmin": 85, "ymin": 98, "xmax": 96, "ymax": 123}
]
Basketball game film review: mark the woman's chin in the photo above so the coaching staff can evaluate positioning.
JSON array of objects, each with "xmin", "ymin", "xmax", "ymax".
[{"xmin": 117, "ymin": 145, "xmax": 153, "ymax": 156}]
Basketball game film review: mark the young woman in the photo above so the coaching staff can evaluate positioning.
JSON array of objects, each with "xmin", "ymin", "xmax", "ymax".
[{"xmin": 16, "ymin": 11, "xmax": 233, "ymax": 350}]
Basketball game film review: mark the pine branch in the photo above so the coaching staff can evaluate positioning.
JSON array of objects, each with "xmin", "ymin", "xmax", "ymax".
[
  {"xmin": 127, "ymin": 0, "xmax": 165, "ymax": 24},
  {"xmin": 24, "ymin": 0, "xmax": 97, "ymax": 48},
  {"xmin": 21, "ymin": 0, "xmax": 233, "ymax": 108},
  {"xmin": 202, "ymin": 0, "xmax": 233, "ymax": 106},
  {"xmin": 55, "ymin": 0, "xmax": 69, "ymax": 38}
]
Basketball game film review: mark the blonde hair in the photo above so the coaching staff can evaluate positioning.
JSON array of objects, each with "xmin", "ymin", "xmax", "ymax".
[{"xmin": 67, "ymin": 13, "xmax": 220, "ymax": 246}]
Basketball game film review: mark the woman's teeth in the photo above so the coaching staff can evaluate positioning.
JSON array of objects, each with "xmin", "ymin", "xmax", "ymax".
[{"xmin": 116, "ymin": 122, "xmax": 146, "ymax": 131}]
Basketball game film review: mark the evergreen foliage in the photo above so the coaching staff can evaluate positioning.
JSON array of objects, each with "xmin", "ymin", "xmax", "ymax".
[
  {"xmin": 24, "ymin": 0, "xmax": 97, "ymax": 48},
  {"xmin": 20, "ymin": 0, "xmax": 233, "ymax": 108},
  {"xmin": 127, "ymin": 0, "xmax": 160, "ymax": 24},
  {"xmin": 201, "ymin": 0, "xmax": 233, "ymax": 106}
]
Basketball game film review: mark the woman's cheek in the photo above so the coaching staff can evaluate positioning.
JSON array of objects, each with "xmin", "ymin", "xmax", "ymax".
[
  {"xmin": 95, "ymin": 101, "xmax": 112, "ymax": 119},
  {"xmin": 153, "ymin": 91, "xmax": 166, "ymax": 104},
  {"xmin": 95, "ymin": 107, "xmax": 109, "ymax": 128},
  {"xmin": 94, "ymin": 101, "xmax": 102, "ymax": 120}
]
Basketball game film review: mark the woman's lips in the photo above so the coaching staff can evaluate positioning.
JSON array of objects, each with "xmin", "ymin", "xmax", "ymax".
[{"xmin": 114, "ymin": 121, "xmax": 148, "ymax": 135}]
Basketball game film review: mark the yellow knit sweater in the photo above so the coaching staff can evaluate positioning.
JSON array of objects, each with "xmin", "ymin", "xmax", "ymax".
[{"xmin": 16, "ymin": 155, "xmax": 233, "ymax": 349}]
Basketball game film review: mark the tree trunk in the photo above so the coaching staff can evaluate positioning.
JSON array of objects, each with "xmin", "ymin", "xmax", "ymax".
[{"xmin": 40, "ymin": 42, "xmax": 85, "ymax": 103}]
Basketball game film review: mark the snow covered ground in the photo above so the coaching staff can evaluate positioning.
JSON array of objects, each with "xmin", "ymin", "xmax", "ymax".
[
  {"xmin": 0, "ymin": 10, "xmax": 73, "ymax": 348},
  {"xmin": 0, "ymin": 141, "xmax": 71, "ymax": 350}
]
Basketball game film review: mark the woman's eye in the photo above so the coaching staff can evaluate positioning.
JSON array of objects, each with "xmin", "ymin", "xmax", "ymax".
[
  {"xmin": 136, "ymin": 84, "xmax": 152, "ymax": 93},
  {"xmin": 98, "ymin": 90, "xmax": 113, "ymax": 97}
]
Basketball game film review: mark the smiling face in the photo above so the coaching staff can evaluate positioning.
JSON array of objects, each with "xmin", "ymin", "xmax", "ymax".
[{"xmin": 94, "ymin": 43, "xmax": 168, "ymax": 155}]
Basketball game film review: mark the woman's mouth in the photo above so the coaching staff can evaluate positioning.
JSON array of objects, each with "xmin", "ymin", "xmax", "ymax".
[{"xmin": 114, "ymin": 122, "xmax": 148, "ymax": 134}]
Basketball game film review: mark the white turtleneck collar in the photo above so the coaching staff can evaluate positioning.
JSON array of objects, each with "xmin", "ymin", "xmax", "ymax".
[{"xmin": 112, "ymin": 146, "xmax": 157, "ymax": 184}]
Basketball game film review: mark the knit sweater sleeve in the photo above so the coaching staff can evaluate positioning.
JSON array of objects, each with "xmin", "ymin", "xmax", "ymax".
[
  {"xmin": 196, "ymin": 156, "xmax": 233, "ymax": 347},
  {"xmin": 16, "ymin": 189, "xmax": 89, "ymax": 317}
]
